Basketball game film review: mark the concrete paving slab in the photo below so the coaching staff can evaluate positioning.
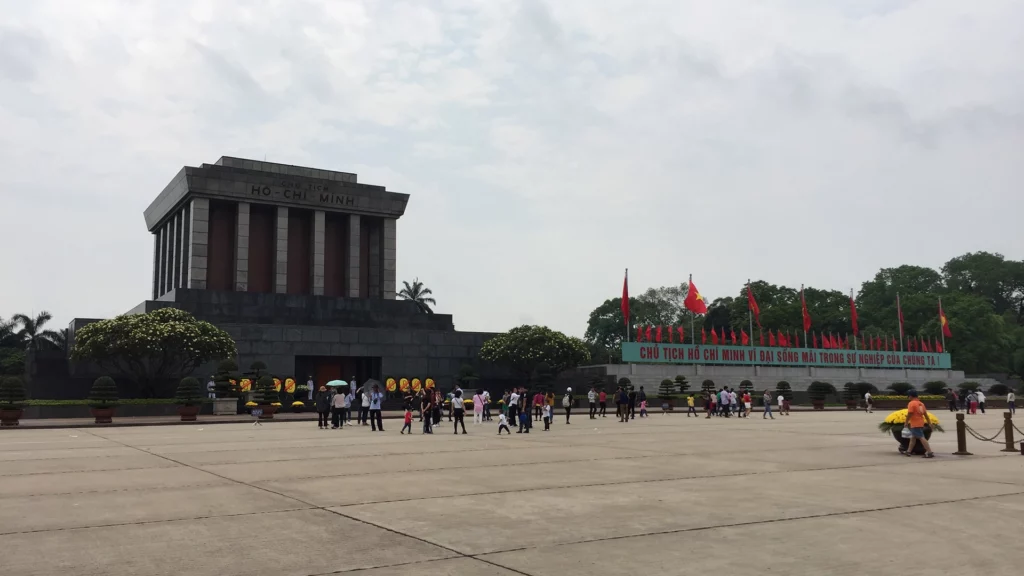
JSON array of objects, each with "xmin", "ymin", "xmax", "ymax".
[
  {"xmin": 0, "ymin": 453, "xmax": 176, "ymax": 476},
  {"xmin": 0, "ymin": 446, "xmax": 143, "ymax": 461},
  {"xmin": 0, "ymin": 466, "xmax": 225, "ymax": 498},
  {"xmin": 0, "ymin": 484, "xmax": 306, "ymax": 534},
  {"xmin": 479, "ymin": 493, "xmax": 1024, "ymax": 576},
  {"xmin": 0, "ymin": 509, "xmax": 456, "ymax": 576}
]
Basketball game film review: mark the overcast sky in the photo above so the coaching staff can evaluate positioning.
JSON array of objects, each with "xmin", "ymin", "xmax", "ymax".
[{"xmin": 2, "ymin": 0, "xmax": 1022, "ymax": 337}]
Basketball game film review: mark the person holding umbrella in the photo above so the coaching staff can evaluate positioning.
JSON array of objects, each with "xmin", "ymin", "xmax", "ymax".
[{"xmin": 325, "ymin": 380, "xmax": 347, "ymax": 429}]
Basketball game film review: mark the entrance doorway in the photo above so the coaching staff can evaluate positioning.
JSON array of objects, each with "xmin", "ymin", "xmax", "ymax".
[{"xmin": 296, "ymin": 356, "xmax": 381, "ymax": 389}]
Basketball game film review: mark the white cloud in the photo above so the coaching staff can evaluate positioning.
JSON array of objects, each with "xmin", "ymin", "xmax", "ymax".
[{"xmin": 1, "ymin": 0, "xmax": 1022, "ymax": 339}]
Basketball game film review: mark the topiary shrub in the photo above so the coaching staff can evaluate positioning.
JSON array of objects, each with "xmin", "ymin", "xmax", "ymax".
[
  {"xmin": 807, "ymin": 381, "xmax": 836, "ymax": 401},
  {"xmin": 700, "ymin": 379, "xmax": 716, "ymax": 399},
  {"xmin": 923, "ymin": 381, "xmax": 948, "ymax": 396},
  {"xmin": 887, "ymin": 382, "xmax": 914, "ymax": 396},
  {"xmin": 214, "ymin": 359, "xmax": 240, "ymax": 397},
  {"xmin": 739, "ymin": 380, "xmax": 754, "ymax": 395},
  {"xmin": 255, "ymin": 375, "xmax": 278, "ymax": 405},
  {"xmin": 674, "ymin": 375, "xmax": 690, "ymax": 394},
  {"xmin": 854, "ymin": 382, "xmax": 877, "ymax": 398},
  {"xmin": 843, "ymin": 382, "xmax": 858, "ymax": 401},
  {"xmin": 617, "ymin": 377, "xmax": 632, "ymax": 392},
  {"xmin": 957, "ymin": 381, "xmax": 981, "ymax": 393},
  {"xmin": 775, "ymin": 381, "xmax": 792, "ymax": 400},
  {"xmin": 250, "ymin": 361, "xmax": 268, "ymax": 379},
  {"xmin": 175, "ymin": 377, "xmax": 204, "ymax": 406},
  {"xmin": 658, "ymin": 379, "xmax": 676, "ymax": 401},
  {"xmin": 987, "ymin": 383, "xmax": 1009, "ymax": 396},
  {"xmin": 88, "ymin": 376, "xmax": 120, "ymax": 408},
  {"xmin": 0, "ymin": 376, "xmax": 27, "ymax": 407}
]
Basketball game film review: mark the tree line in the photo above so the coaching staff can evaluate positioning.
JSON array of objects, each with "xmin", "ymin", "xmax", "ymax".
[
  {"xmin": 585, "ymin": 251, "xmax": 1024, "ymax": 376},
  {"xmin": 0, "ymin": 312, "xmax": 66, "ymax": 376}
]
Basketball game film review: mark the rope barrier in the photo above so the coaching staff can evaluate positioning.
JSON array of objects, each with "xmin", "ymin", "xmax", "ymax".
[{"xmin": 962, "ymin": 423, "xmax": 1004, "ymax": 443}]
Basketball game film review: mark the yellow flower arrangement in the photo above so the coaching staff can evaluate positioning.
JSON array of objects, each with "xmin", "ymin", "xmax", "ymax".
[
  {"xmin": 410, "ymin": 378, "xmax": 421, "ymax": 392},
  {"xmin": 399, "ymin": 378, "xmax": 410, "ymax": 392},
  {"xmin": 463, "ymin": 399, "xmax": 473, "ymax": 406},
  {"xmin": 386, "ymin": 378, "xmax": 397, "ymax": 392},
  {"xmin": 285, "ymin": 378, "xmax": 296, "ymax": 393},
  {"xmin": 878, "ymin": 409, "xmax": 943, "ymax": 433},
  {"xmin": 270, "ymin": 402, "xmax": 282, "ymax": 407},
  {"xmin": 273, "ymin": 378, "xmax": 282, "ymax": 392},
  {"xmin": 239, "ymin": 379, "xmax": 252, "ymax": 392},
  {"xmin": 245, "ymin": 401, "xmax": 257, "ymax": 407},
  {"xmin": 291, "ymin": 401, "xmax": 304, "ymax": 407},
  {"xmin": 425, "ymin": 378, "xmax": 435, "ymax": 389}
]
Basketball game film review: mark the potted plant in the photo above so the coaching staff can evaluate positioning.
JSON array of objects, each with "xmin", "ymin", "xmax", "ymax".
[
  {"xmin": 213, "ymin": 359, "xmax": 240, "ymax": 415},
  {"xmin": 674, "ymin": 375, "xmax": 689, "ymax": 397},
  {"xmin": 255, "ymin": 375, "xmax": 279, "ymax": 419},
  {"xmin": 775, "ymin": 381, "xmax": 791, "ymax": 403},
  {"xmin": 88, "ymin": 376, "xmax": 119, "ymax": 424},
  {"xmin": 887, "ymin": 382, "xmax": 913, "ymax": 396},
  {"xmin": 807, "ymin": 381, "xmax": 835, "ymax": 410},
  {"xmin": 922, "ymin": 381, "xmax": 947, "ymax": 396},
  {"xmin": 291, "ymin": 401, "xmax": 305, "ymax": 413},
  {"xmin": 843, "ymin": 382, "xmax": 858, "ymax": 410},
  {"xmin": 658, "ymin": 378, "xmax": 676, "ymax": 411},
  {"xmin": 0, "ymin": 376, "xmax": 27, "ymax": 426},
  {"xmin": 878, "ymin": 409, "xmax": 943, "ymax": 454},
  {"xmin": 701, "ymin": 379, "xmax": 716, "ymax": 399},
  {"xmin": 175, "ymin": 377, "xmax": 203, "ymax": 421}
]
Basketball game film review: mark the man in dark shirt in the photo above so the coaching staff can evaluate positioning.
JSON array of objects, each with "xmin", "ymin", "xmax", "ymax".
[{"xmin": 627, "ymin": 388, "xmax": 638, "ymax": 420}]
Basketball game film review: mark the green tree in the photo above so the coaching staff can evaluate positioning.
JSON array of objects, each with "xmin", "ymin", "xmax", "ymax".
[
  {"xmin": 71, "ymin": 308, "xmax": 237, "ymax": 397},
  {"xmin": 255, "ymin": 375, "xmax": 279, "ymax": 405},
  {"xmin": 11, "ymin": 311, "xmax": 63, "ymax": 351},
  {"xmin": 0, "ymin": 376, "xmax": 27, "ymax": 407},
  {"xmin": 658, "ymin": 379, "xmax": 676, "ymax": 403},
  {"xmin": 888, "ymin": 382, "xmax": 913, "ymax": 395},
  {"xmin": 584, "ymin": 284, "xmax": 688, "ymax": 357},
  {"xmin": 923, "ymin": 381, "xmax": 948, "ymax": 396},
  {"xmin": 398, "ymin": 278, "xmax": 437, "ymax": 313},
  {"xmin": 942, "ymin": 252, "xmax": 1024, "ymax": 322},
  {"xmin": 478, "ymin": 325, "xmax": 590, "ymax": 382},
  {"xmin": 88, "ymin": 376, "xmax": 119, "ymax": 408},
  {"xmin": 175, "ymin": 377, "xmax": 204, "ymax": 406},
  {"xmin": 214, "ymin": 359, "xmax": 240, "ymax": 398},
  {"xmin": 674, "ymin": 375, "xmax": 689, "ymax": 394},
  {"xmin": 775, "ymin": 381, "xmax": 792, "ymax": 400}
]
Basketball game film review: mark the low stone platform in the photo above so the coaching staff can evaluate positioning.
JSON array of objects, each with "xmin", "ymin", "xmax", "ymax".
[{"xmin": 0, "ymin": 411, "xmax": 1020, "ymax": 575}]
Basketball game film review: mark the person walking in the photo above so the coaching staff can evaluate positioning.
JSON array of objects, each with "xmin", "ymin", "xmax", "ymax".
[
  {"xmin": 421, "ymin": 391, "xmax": 434, "ymax": 434},
  {"xmin": 976, "ymin": 389, "xmax": 986, "ymax": 414},
  {"xmin": 508, "ymin": 388, "xmax": 520, "ymax": 428},
  {"xmin": 369, "ymin": 384, "xmax": 385, "ymax": 431},
  {"xmin": 903, "ymin": 390, "xmax": 935, "ymax": 458},
  {"xmin": 473, "ymin": 389, "xmax": 485, "ymax": 424},
  {"xmin": 315, "ymin": 385, "xmax": 331, "ymax": 429},
  {"xmin": 777, "ymin": 391, "xmax": 785, "ymax": 416},
  {"xmin": 1007, "ymin": 389, "xmax": 1016, "ymax": 415},
  {"xmin": 533, "ymin": 390, "xmax": 545, "ymax": 421},
  {"xmin": 864, "ymin": 390, "xmax": 873, "ymax": 413},
  {"xmin": 545, "ymin": 391, "xmax": 556, "ymax": 426},
  {"xmin": 482, "ymin": 389, "xmax": 492, "ymax": 421},
  {"xmin": 686, "ymin": 394, "xmax": 697, "ymax": 417},
  {"xmin": 563, "ymin": 387, "xmax": 574, "ymax": 424},
  {"xmin": 400, "ymin": 407, "xmax": 413, "ymax": 434},
  {"xmin": 627, "ymin": 387, "xmax": 637, "ymax": 420},
  {"xmin": 598, "ymin": 388, "xmax": 608, "ymax": 417},
  {"xmin": 518, "ymin": 393, "xmax": 531, "ymax": 434},
  {"xmin": 618, "ymin": 387, "xmax": 629, "ymax": 422},
  {"xmin": 705, "ymin": 392, "xmax": 714, "ymax": 419},
  {"xmin": 782, "ymin": 393, "xmax": 791, "ymax": 416},
  {"xmin": 331, "ymin": 386, "xmax": 347, "ymax": 429},
  {"xmin": 742, "ymin": 390, "xmax": 752, "ymax": 418},
  {"xmin": 351, "ymin": 386, "xmax": 363, "ymax": 425},
  {"xmin": 543, "ymin": 403, "xmax": 552, "ymax": 431},
  {"xmin": 307, "ymin": 376, "xmax": 315, "ymax": 402},
  {"xmin": 207, "ymin": 377, "xmax": 216, "ymax": 399},
  {"xmin": 946, "ymin": 389, "xmax": 957, "ymax": 412},
  {"xmin": 719, "ymin": 388, "xmax": 730, "ymax": 417},
  {"xmin": 588, "ymin": 387, "xmax": 598, "ymax": 419},
  {"xmin": 636, "ymin": 386, "xmax": 647, "ymax": 419},
  {"xmin": 498, "ymin": 412, "xmax": 511, "ymax": 435},
  {"xmin": 967, "ymin": 391, "xmax": 978, "ymax": 414},
  {"xmin": 452, "ymin": 390, "xmax": 467, "ymax": 434},
  {"xmin": 763, "ymin": 390, "xmax": 775, "ymax": 419},
  {"xmin": 730, "ymin": 388, "xmax": 739, "ymax": 417}
]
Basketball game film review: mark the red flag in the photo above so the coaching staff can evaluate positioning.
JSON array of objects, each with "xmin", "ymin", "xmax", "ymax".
[
  {"xmin": 645, "ymin": 325, "xmax": 652, "ymax": 342},
  {"xmin": 828, "ymin": 334, "xmax": 837, "ymax": 349},
  {"xmin": 768, "ymin": 331, "xmax": 775, "ymax": 347},
  {"xmin": 759, "ymin": 331, "xmax": 764, "ymax": 346},
  {"xmin": 812, "ymin": 332, "xmax": 819, "ymax": 348},
  {"xmin": 741, "ymin": 329, "xmax": 749, "ymax": 345},
  {"xmin": 875, "ymin": 336, "xmax": 882, "ymax": 351},
  {"xmin": 621, "ymin": 270, "xmax": 630, "ymax": 333},
  {"xmin": 656, "ymin": 325, "xmax": 663, "ymax": 343},
  {"xmin": 778, "ymin": 330, "xmax": 787, "ymax": 347},
  {"xmin": 850, "ymin": 296, "xmax": 859, "ymax": 336},
  {"xmin": 701, "ymin": 327, "xmax": 707, "ymax": 345},
  {"xmin": 747, "ymin": 284, "xmax": 761, "ymax": 327},
  {"xmin": 710, "ymin": 328, "xmax": 719, "ymax": 345},
  {"xmin": 636, "ymin": 325, "xmax": 643, "ymax": 342},
  {"xmin": 730, "ymin": 329, "xmax": 737, "ymax": 345},
  {"xmin": 822, "ymin": 332, "xmax": 830, "ymax": 349},
  {"xmin": 921, "ymin": 339, "xmax": 929, "ymax": 352},
  {"xmin": 667, "ymin": 325, "xmax": 673, "ymax": 343},
  {"xmin": 939, "ymin": 300, "xmax": 952, "ymax": 337},
  {"xmin": 677, "ymin": 326, "xmax": 685, "ymax": 343},
  {"xmin": 719, "ymin": 327, "xmax": 726, "ymax": 345},
  {"xmin": 897, "ymin": 293, "xmax": 905, "ymax": 340},
  {"xmin": 891, "ymin": 337, "xmax": 898, "ymax": 350},
  {"xmin": 801, "ymin": 288, "xmax": 812, "ymax": 332},
  {"xmin": 936, "ymin": 339, "xmax": 943, "ymax": 353},
  {"xmin": 684, "ymin": 279, "xmax": 708, "ymax": 314}
]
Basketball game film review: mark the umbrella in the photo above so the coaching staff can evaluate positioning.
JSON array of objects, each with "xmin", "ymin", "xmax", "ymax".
[
  {"xmin": 363, "ymin": 378, "xmax": 381, "ymax": 389},
  {"xmin": 326, "ymin": 380, "xmax": 347, "ymax": 388}
]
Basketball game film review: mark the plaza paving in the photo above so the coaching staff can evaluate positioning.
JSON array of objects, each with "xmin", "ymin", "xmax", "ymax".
[{"xmin": 1, "ymin": 409, "xmax": 1023, "ymax": 575}]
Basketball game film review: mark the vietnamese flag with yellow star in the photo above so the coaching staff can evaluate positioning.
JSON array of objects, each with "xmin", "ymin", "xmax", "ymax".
[
  {"xmin": 939, "ymin": 299, "xmax": 952, "ymax": 337},
  {"xmin": 684, "ymin": 277, "xmax": 708, "ymax": 315}
]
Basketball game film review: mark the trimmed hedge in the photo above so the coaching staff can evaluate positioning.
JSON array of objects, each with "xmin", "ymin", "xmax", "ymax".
[{"xmin": 25, "ymin": 398, "xmax": 215, "ymax": 406}]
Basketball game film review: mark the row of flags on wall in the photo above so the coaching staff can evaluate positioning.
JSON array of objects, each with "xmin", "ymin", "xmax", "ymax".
[{"xmin": 620, "ymin": 270, "xmax": 953, "ymax": 352}]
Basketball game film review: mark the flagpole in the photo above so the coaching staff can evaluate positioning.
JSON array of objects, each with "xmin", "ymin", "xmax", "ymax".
[
  {"xmin": 939, "ymin": 297, "xmax": 946, "ymax": 352},
  {"xmin": 897, "ymin": 292, "xmax": 904, "ymax": 352},
  {"xmin": 624, "ymin": 268, "xmax": 629, "ymax": 343},
  {"xmin": 801, "ymin": 284, "xmax": 807, "ymax": 348},
  {"xmin": 689, "ymin": 274, "xmax": 695, "ymax": 344},
  {"xmin": 747, "ymin": 279, "xmax": 754, "ymax": 347},
  {"xmin": 851, "ymin": 289, "xmax": 858, "ymax": 353}
]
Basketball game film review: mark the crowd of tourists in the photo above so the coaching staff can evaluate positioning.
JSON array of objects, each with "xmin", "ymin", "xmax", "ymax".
[{"xmin": 943, "ymin": 388, "xmax": 1015, "ymax": 415}]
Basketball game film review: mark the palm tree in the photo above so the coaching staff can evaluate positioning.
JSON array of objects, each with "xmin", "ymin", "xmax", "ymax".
[
  {"xmin": 0, "ymin": 317, "xmax": 19, "ymax": 348},
  {"xmin": 12, "ymin": 311, "xmax": 63, "ymax": 351},
  {"xmin": 398, "ymin": 278, "xmax": 437, "ymax": 313}
]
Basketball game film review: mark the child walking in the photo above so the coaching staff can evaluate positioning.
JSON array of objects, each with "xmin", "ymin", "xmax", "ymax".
[
  {"xmin": 639, "ymin": 399, "xmax": 648, "ymax": 417},
  {"xmin": 401, "ymin": 407, "xmax": 413, "ymax": 434},
  {"xmin": 543, "ymin": 403, "xmax": 552, "ymax": 431},
  {"xmin": 498, "ymin": 412, "xmax": 511, "ymax": 435}
]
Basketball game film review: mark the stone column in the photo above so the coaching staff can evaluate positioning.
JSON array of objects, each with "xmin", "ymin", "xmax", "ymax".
[
  {"xmin": 187, "ymin": 197, "xmax": 209, "ymax": 289},
  {"xmin": 275, "ymin": 207, "xmax": 289, "ymax": 294},
  {"xmin": 179, "ymin": 202, "xmax": 191, "ymax": 289},
  {"xmin": 168, "ymin": 211, "xmax": 180, "ymax": 294},
  {"xmin": 368, "ymin": 221, "xmax": 381, "ymax": 298},
  {"xmin": 235, "ymin": 202, "xmax": 250, "ymax": 292},
  {"xmin": 152, "ymin": 230, "xmax": 161, "ymax": 299},
  {"xmin": 382, "ymin": 218, "xmax": 396, "ymax": 299},
  {"xmin": 347, "ymin": 214, "xmax": 361, "ymax": 298},
  {"xmin": 161, "ymin": 222, "xmax": 171, "ymax": 295},
  {"xmin": 312, "ymin": 210, "xmax": 325, "ymax": 295}
]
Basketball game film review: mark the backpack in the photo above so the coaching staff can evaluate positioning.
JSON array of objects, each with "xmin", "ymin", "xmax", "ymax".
[{"xmin": 562, "ymin": 394, "xmax": 571, "ymax": 408}]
